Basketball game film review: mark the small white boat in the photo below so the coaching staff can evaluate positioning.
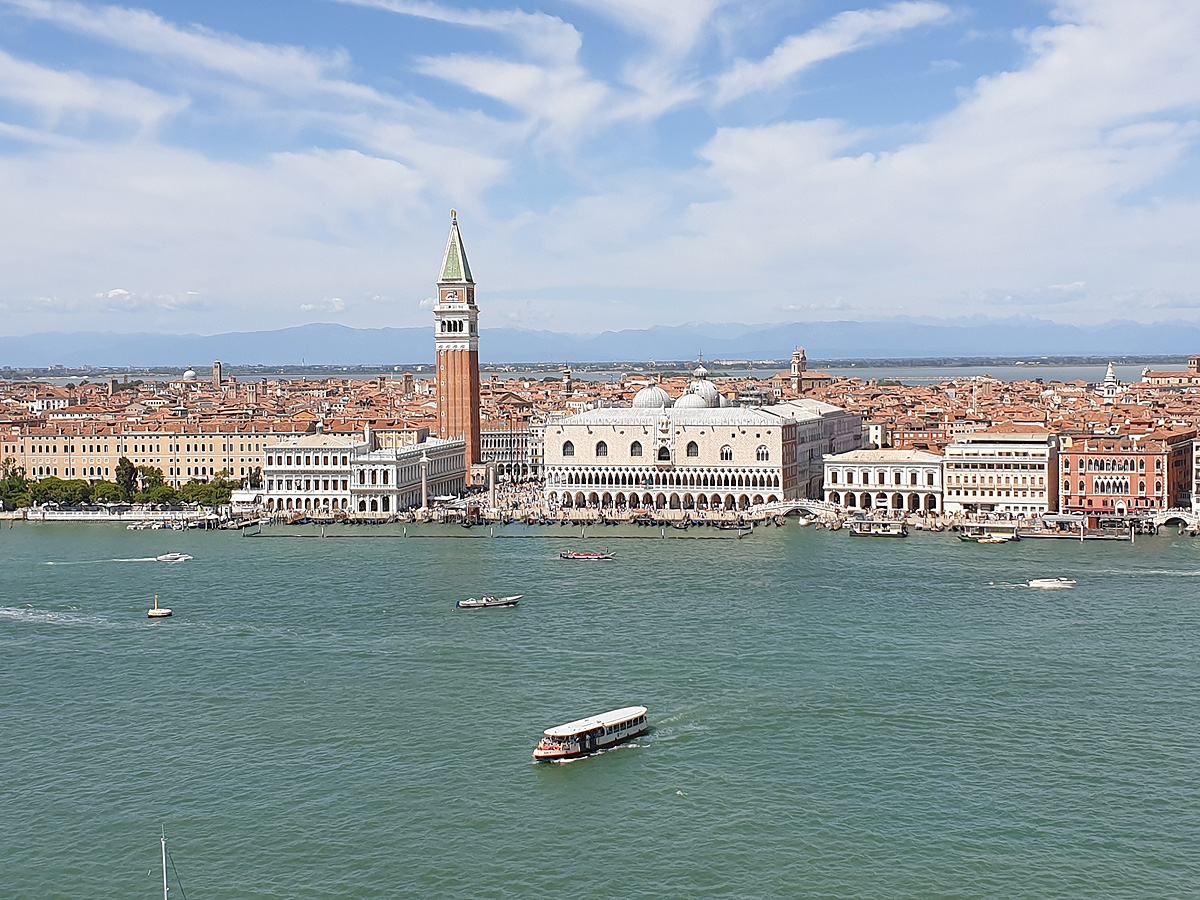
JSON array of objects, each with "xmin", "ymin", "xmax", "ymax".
[
  {"xmin": 533, "ymin": 706, "xmax": 648, "ymax": 761},
  {"xmin": 148, "ymin": 594, "xmax": 172, "ymax": 618},
  {"xmin": 456, "ymin": 594, "xmax": 522, "ymax": 609},
  {"xmin": 1028, "ymin": 577, "xmax": 1077, "ymax": 589},
  {"xmin": 156, "ymin": 552, "xmax": 193, "ymax": 563}
]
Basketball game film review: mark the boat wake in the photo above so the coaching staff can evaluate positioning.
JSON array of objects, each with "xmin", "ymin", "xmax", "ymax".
[
  {"xmin": 45, "ymin": 557, "xmax": 162, "ymax": 565},
  {"xmin": 0, "ymin": 606, "xmax": 112, "ymax": 627}
]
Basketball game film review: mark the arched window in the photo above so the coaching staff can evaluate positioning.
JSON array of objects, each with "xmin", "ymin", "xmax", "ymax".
[
  {"xmin": 756, "ymin": 446, "xmax": 770, "ymax": 462},
  {"xmin": 630, "ymin": 441, "xmax": 643, "ymax": 457},
  {"xmin": 1063, "ymin": 458, "xmax": 1071, "ymax": 472},
  {"xmin": 720, "ymin": 445, "xmax": 733, "ymax": 461},
  {"xmin": 563, "ymin": 441, "xmax": 575, "ymax": 457},
  {"xmin": 686, "ymin": 441, "xmax": 699, "ymax": 457},
  {"xmin": 370, "ymin": 470, "xmax": 377, "ymax": 485},
  {"xmin": 658, "ymin": 446, "xmax": 671, "ymax": 461},
  {"xmin": 596, "ymin": 441, "xmax": 608, "ymax": 457}
]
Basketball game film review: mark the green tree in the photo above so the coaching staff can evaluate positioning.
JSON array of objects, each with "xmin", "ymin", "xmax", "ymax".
[
  {"xmin": 137, "ymin": 466, "xmax": 165, "ymax": 489},
  {"xmin": 92, "ymin": 482, "xmax": 125, "ymax": 504},
  {"xmin": 148, "ymin": 484, "xmax": 180, "ymax": 506},
  {"xmin": 115, "ymin": 457, "xmax": 137, "ymax": 499},
  {"xmin": 0, "ymin": 457, "xmax": 32, "ymax": 509}
]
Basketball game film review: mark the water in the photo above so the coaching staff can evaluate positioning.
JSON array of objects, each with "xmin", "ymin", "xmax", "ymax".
[{"xmin": 3, "ymin": 523, "xmax": 1199, "ymax": 898}]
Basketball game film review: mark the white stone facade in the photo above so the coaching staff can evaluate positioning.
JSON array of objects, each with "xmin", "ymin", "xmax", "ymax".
[
  {"xmin": 942, "ymin": 428, "xmax": 1058, "ymax": 516},
  {"xmin": 350, "ymin": 438, "xmax": 466, "ymax": 515},
  {"xmin": 263, "ymin": 433, "xmax": 367, "ymax": 514},
  {"xmin": 823, "ymin": 449, "xmax": 943, "ymax": 513},
  {"xmin": 544, "ymin": 407, "xmax": 799, "ymax": 511}
]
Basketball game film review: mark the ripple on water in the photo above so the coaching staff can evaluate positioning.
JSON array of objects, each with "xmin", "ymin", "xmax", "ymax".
[{"xmin": 2, "ymin": 523, "xmax": 1200, "ymax": 898}]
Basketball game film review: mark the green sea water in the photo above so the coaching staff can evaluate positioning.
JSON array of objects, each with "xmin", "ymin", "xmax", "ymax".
[{"xmin": 2, "ymin": 522, "xmax": 1199, "ymax": 899}]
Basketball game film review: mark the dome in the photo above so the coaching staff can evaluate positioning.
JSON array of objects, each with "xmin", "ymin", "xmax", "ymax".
[
  {"xmin": 182, "ymin": 367, "xmax": 198, "ymax": 380},
  {"xmin": 674, "ymin": 392, "xmax": 708, "ymax": 409},
  {"xmin": 693, "ymin": 363, "xmax": 709, "ymax": 378},
  {"xmin": 632, "ymin": 385, "xmax": 673, "ymax": 408},
  {"xmin": 690, "ymin": 379, "xmax": 720, "ymax": 407}
]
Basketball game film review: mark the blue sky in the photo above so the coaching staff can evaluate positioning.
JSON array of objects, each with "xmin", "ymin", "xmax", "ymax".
[{"xmin": 2, "ymin": 0, "xmax": 1199, "ymax": 337}]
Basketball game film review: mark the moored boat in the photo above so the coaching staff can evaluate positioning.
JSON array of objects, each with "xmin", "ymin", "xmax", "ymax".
[
  {"xmin": 559, "ymin": 550, "xmax": 616, "ymax": 560},
  {"xmin": 533, "ymin": 706, "xmax": 648, "ymax": 761},
  {"xmin": 848, "ymin": 520, "xmax": 908, "ymax": 537},
  {"xmin": 1028, "ymin": 577, "xmax": 1077, "ymax": 589},
  {"xmin": 456, "ymin": 594, "xmax": 522, "ymax": 609}
]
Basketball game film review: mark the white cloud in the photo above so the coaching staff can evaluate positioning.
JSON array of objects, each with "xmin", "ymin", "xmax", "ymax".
[
  {"xmin": 715, "ymin": 1, "xmax": 953, "ymax": 105},
  {"xmin": 0, "ymin": 49, "xmax": 185, "ymax": 133}
]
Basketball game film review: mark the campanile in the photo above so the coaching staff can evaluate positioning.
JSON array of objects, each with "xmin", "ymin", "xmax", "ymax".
[{"xmin": 434, "ymin": 210, "xmax": 481, "ymax": 470}]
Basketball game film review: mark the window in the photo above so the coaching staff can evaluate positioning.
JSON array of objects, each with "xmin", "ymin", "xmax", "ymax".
[
  {"xmin": 831, "ymin": 471, "xmax": 838, "ymax": 484},
  {"xmin": 596, "ymin": 441, "xmax": 608, "ymax": 457},
  {"xmin": 757, "ymin": 446, "xmax": 770, "ymax": 462},
  {"xmin": 563, "ymin": 441, "xmax": 575, "ymax": 457},
  {"xmin": 658, "ymin": 446, "xmax": 671, "ymax": 461},
  {"xmin": 686, "ymin": 441, "xmax": 699, "ymax": 457},
  {"xmin": 720, "ymin": 445, "xmax": 733, "ymax": 461},
  {"xmin": 630, "ymin": 441, "xmax": 643, "ymax": 457}
]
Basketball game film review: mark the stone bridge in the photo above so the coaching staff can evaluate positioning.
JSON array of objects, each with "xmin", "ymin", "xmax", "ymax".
[{"xmin": 755, "ymin": 498, "xmax": 843, "ymax": 518}]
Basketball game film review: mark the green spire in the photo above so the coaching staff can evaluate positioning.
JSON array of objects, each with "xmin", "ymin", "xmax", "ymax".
[{"xmin": 439, "ymin": 209, "xmax": 474, "ymax": 284}]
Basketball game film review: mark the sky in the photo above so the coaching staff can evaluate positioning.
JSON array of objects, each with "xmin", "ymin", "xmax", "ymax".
[{"xmin": 2, "ymin": 0, "xmax": 1199, "ymax": 337}]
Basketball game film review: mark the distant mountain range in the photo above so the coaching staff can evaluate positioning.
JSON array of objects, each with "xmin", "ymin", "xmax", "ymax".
[{"xmin": 2, "ymin": 318, "xmax": 1200, "ymax": 368}]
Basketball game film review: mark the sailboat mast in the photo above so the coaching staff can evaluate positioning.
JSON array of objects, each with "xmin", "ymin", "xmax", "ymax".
[{"xmin": 161, "ymin": 827, "xmax": 169, "ymax": 900}]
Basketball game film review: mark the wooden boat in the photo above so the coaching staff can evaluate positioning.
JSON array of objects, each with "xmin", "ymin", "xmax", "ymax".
[
  {"xmin": 1028, "ymin": 577, "xmax": 1077, "ymax": 589},
  {"xmin": 456, "ymin": 594, "xmax": 522, "ymax": 609},
  {"xmin": 147, "ymin": 594, "xmax": 172, "ymax": 618},
  {"xmin": 533, "ymin": 706, "xmax": 648, "ymax": 762},
  {"xmin": 559, "ymin": 550, "xmax": 616, "ymax": 560},
  {"xmin": 848, "ymin": 520, "xmax": 908, "ymax": 537}
]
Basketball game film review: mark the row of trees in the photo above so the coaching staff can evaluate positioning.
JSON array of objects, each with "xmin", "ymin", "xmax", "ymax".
[{"xmin": 0, "ymin": 457, "xmax": 245, "ymax": 509}]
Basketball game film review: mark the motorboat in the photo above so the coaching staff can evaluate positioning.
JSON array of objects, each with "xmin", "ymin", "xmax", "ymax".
[
  {"xmin": 848, "ymin": 520, "xmax": 908, "ymax": 537},
  {"xmin": 559, "ymin": 550, "xmax": 616, "ymax": 560},
  {"xmin": 976, "ymin": 535, "xmax": 1012, "ymax": 544},
  {"xmin": 1028, "ymin": 577, "xmax": 1077, "ymax": 589},
  {"xmin": 456, "ymin": 594, "xmax": 522, "ymax": 609},
  {"xmin": 156, "ymin": 552, "xmax": 193, "ymax": 563},
  {"xmin": 147, "ymin": 594, "xmax": 172, "ymax": 618},
  {"xmin": 533, "ymin": 706, "xmax": 648, "ymax": 762}
]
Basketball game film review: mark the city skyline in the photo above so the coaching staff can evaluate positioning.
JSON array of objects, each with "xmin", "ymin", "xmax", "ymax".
[{"xmin": 2, "ymin": 0, "xmax": 1200, "ymax": 337}]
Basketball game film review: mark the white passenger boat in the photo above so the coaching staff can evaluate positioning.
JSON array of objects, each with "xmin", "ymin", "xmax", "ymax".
[
  {"xmin": 533, "ymin": 706, "xmax": 648, "ymax": 761},
  {"xmin": 156, "ymin": 552, "xmax": 193, "ymax": 563},
  {"xmin": 1028, "ymin": 577, "xmax": 1077, "ymax": 589},
  {"xmin": 456, "ymin": 594, "xmax": 522, "ymax": 609},
  {"xmin": 848, "ymin": 520, "xmax": 908, "ymax": 537},
  {"xmin": 147, "ymin": 594, "xmax": 172, "ymax": 618}
]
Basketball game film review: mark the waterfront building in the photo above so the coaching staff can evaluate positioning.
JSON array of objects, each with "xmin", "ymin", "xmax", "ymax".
[
  {"xmin": 433, "ymin": 211, "xmax": 482, "ymax": 474},
  {"xmin": 1058, "ymin": 428, "xmax": 1194, "ymax": 515},
  {"xmin": 3, "ymin": 420, "xmax": 311, "ymax": 487},
  {"xmin": 263, "ymin": 432, "xmax": 367, "ymax": 513},
  {"xmin": 942, "ymin": 426, "xmax": 1058, "ymax": 516},
  {"xmin": 1142, "ymin": 356, "xmax": 1200, "ymax": 387},
  {"xmin": 823, "ymin": 449, "xmax": 943, "ymax": 512},
  {"xmin": 543, "ymin": 406, "xmax": 798, "ymax": 511},
  {"xmin": 350, "ymin": 438, "xmax": 466, "ymax": 514},
  {"xmin": 762, "ymin": 399, "xmax": 862, "ymax": 498}
]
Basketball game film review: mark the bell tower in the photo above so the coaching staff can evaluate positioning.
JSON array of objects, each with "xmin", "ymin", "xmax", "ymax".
[{"xmin": 434, "ymin": 210, "xmax": 481, "ymax": 470}]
